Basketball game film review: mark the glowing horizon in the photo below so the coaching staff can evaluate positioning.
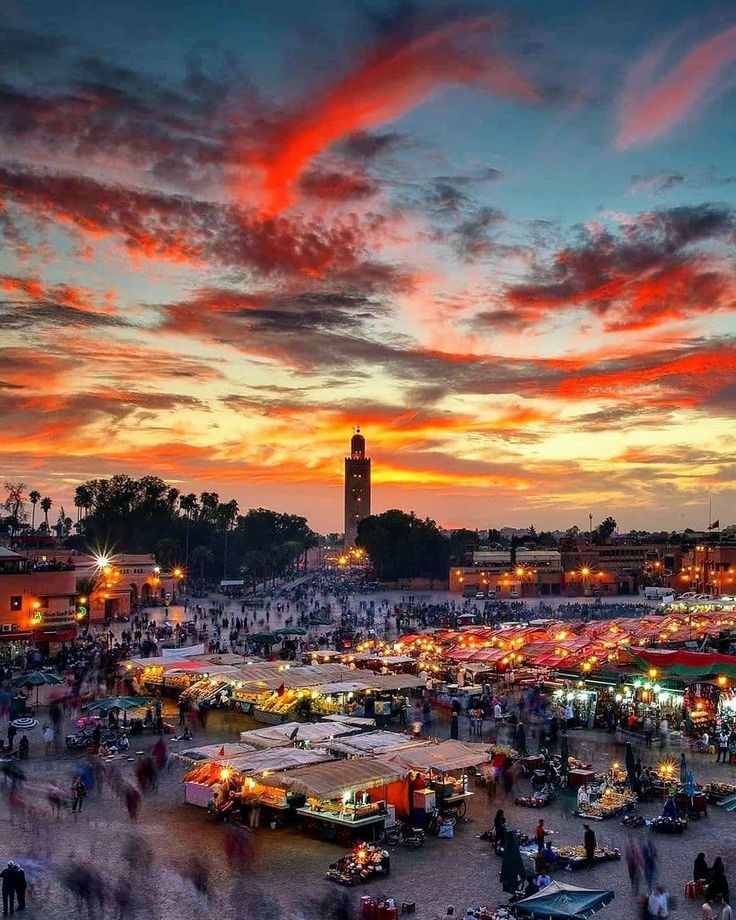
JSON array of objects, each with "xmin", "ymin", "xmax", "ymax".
[{"xmin": 1, "ymin": 3, "xmax": 735, "ymax": 535}]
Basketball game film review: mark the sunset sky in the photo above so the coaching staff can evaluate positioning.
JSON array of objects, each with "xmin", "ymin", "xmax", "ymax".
[{"xmin": 1, "ymin": 0, "xmax": 735, "ymax": 534}]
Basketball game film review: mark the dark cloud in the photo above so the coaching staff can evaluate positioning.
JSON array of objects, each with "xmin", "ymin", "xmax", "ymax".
[
  {"xmin": 506, "ymin": 204, "xmax": 736, "ymax": 331},
  {"xmin": 299, "ymin": 168, "xmax": 377, "ymax": 200},
  {"xmin": 0, "ymin": 162, "xmax": 384, "ymax": 279},
  {"xmin": 340, "ymin": 130, "xmax": 406, "ymax": 160},
  {"xmin": 452, "ymin": 206, "xmax": 506, "ymax": 259}
]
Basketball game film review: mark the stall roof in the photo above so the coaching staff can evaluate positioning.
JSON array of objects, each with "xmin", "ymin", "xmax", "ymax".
[
  {"xmin": 265, "ymin": 757, "xmax": 408, "ymax": 798},
  {"xmin": 179, "ymin": 742, "xmax": 256, "ymax": 761},
  {"xmin": 383, "ymin": 739, "xmax": 491, "ymax": 772},
  {"xmin": 325, "ymin": 731, "xmax": 430, "ymax": 756},
  {"xmin": 322, "ymin": 715, "xmax": 377, "ymax": 728},
  {"xmin": 224, "ymin": 747, "xmax": 333, "ymax": 775},
  {"xmin": 239, "ymin": 721, "xmax": 360, "ymax": 749},
  {"xmin": 366, "ymin": 672, "xmax": 424, "ymax": 691}
]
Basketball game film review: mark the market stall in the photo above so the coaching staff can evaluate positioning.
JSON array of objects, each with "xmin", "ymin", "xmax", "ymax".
[
  {"xmin": 261, "ymin": 758, "xmax": 411, "ymax": 841},
  {"xmin": 383, "ymin": 740, "xmax": 491, "ymax": 819},
  {"xmin": 181, "ymin": 745, "xmax": 333, "ymax": 816}
]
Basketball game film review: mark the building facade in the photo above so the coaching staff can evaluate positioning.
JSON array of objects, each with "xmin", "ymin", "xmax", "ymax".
[
  {"xmin": 344, "ymin": 427, "xmax": 371, "ymax": 548},
  {"xmin": 0, "ymin": 547, "xmax": 77, "ymax": 647}
]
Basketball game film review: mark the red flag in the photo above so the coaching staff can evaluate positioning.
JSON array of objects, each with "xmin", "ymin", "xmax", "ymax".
[
  {"xmin": 218, "ymin": 745, "xmax": 225, "ymax": 757},
  {"xmin": 277, "ymin": 683, "xmax": 285, "ymax": 696},
  {"xmin": 709, "ymin": 520, "xmax": 720, "ymax": 530}
]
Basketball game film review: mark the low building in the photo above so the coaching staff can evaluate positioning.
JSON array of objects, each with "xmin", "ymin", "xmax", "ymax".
[
  {"xmin": 449, "ymin": 549, "xmax": 565, "ymax": 597},
  {"xmin": 24, "ymin": 549, "xmax": 180, "ymax": 623},
  {"xmin": 72, "ymin": 553, "xmax": 179, "ymax": 623},
  {"xmin": 0, "ymin": 547, "xmax": 77, "ymax": 649},
  {"xmin": 675, "ymin": 543, "xmax": 736, "ymax": 596}
]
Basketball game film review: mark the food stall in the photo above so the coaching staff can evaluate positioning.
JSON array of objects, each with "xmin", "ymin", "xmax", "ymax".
[
  {"xmin": 181, "ymin": 745, "xmax": 333, "ymax": 814},
  {"xmin": 383, "ymin": 740, "xmax": 491, "ymax": 819},
  {"xmin": 260, "ymin": 758, "xmax": 411, "ymax": 842}
]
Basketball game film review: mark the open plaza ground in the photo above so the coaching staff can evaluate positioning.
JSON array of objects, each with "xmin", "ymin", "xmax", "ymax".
[{"xmin": 3, "ymin": 684, "xmax": 736, "ymax": 919}]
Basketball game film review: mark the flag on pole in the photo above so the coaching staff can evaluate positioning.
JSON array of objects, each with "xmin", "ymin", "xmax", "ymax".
[
  {"xmin": 218, "ymin": 745, "xmax": 225, "ymax": 757},
  {"xmin": 709, "ymin": 520, "xmax": 720, "ymax": 530},
  {"xmin": 276, "ymin": 683, "xmax": 285, "ymax": 696}
]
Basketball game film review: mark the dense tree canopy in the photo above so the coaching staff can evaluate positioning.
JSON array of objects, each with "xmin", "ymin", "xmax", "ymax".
[{"xmin": 356, "ymin": 510, "xmax": 450, "ymax": 581}]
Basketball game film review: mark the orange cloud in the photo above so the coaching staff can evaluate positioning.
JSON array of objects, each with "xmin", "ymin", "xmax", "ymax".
[
  {"xmin": 617, "ymin": 25, "xmax": 736, "ymax": 148},
  {"xmin": 250, "ymin": 16, "xmax": 536, "ymax": 213}
]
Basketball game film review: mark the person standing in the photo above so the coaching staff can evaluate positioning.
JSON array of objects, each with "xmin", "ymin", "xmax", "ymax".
[
  {"xmin": 717, "ymin": 731, "xmax": 730, "ymax": 764},
  {"xmin": 71, "ymin": 775, "xmax": 87, "ymax": 814},
  {"xmin": 43, "ymin": 724, "xmax": 54, "ymax": 756},
  {"xmin": 648, "ymin": 885, "xmax": 669, "ymax": 920},
  {"xmin": 450, "ymin": 711, "xmax": 459, "ymax": 740},
  {"xmin": 11, "ymin": 865, "xmax": 25, "ymax": 913},
  {"xmin": 535, "ymin": 819, "xmax": 546, "ymax": 853},
  {"xmin": 0, "ymin": 862, "xmax": 15, "ymax": 916},
  {"xmin": 722, "ymin": 896, "xmax": 733, "ymax": 920},
  {"xmin": 643, "ymin": 716, "xmax": 653, "ymax": 748},
  {"xmin": 642, "ymin": 838, "xmax": 658, "ymax": 892},
  {"xmin": 583, "ymin": 824, "xmax": 596, "ymax": 868}
]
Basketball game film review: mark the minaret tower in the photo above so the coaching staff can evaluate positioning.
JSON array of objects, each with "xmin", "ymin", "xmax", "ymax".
[{"xmin": 344, "ymin": 426, "xmax": 371, "ymax": 548}]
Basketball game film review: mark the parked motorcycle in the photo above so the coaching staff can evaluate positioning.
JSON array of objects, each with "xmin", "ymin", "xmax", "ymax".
[{"xmin": 382, "ymin": 822, "xmax": 425, "ymax": 848}]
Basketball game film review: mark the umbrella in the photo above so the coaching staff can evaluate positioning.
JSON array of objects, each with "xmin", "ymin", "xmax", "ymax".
[
  {"xmin": 10, "ymin": 718, "xmax": 38, "ymax": 730},
  {"xmin": 250, "ymin": 633, "xmax": 277, "ymax": 644},
  {"xmin": 515, "ymin": 881, "xmax": 614, "ymax": 920},
  {"xmin": 82, "ymin": 697, "xmax": 150, "ymax": 713},
  {"xmin": 275, "ymin": 627, "xmax": 307, "ymax": 636},
  {"xmin": 500, "ymin": 830, "xmax": 527, "ymax": 894},
  {"xmin": 12, "ymin": 671, "xmax": 64, "ymax": 707},
  {"xmin": 560, "ymin": 733, "xmax": 570, "ymax": 776},
  {"xmin": 625, "ymin": 742, "xmax": 636, "ymax": 787}
]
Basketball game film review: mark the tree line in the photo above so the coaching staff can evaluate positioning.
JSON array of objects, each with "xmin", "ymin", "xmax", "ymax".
[{"xmin": 2, "ymin": 476, "xmax": 317, "ymax": 589}]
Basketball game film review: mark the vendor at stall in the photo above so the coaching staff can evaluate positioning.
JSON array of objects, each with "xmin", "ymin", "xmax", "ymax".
[{"xmin": 577, "ymin": 784, "xmax": 591, "ymax": 809}]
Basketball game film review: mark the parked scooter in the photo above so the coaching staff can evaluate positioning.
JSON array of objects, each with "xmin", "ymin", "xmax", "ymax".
[{"xmin": 382, "ymin": 821, "xmax": 425, "ymax": 848}]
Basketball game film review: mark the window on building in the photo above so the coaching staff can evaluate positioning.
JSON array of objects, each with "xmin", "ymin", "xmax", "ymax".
[{"xmin": 10, "ymin": 596, "xmax": 21, "ymax": 612}]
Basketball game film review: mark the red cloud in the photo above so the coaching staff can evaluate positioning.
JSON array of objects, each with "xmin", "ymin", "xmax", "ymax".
[
  {"xmin": 250, "ymin": 16, "xmax": 536, "ymax": 213},
  {"xmin": 617, "ymin": 25, "xmax": 736, "ymax": 148},
  {"xmin": 0, "ymin": 165, "xmax": 374, "ymax": 278}
]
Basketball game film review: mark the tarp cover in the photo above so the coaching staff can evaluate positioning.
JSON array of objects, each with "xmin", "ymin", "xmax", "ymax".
[
  {"xmin": 179, "ymin": 743, "xmax": 256, "ymax": 762},
  {"xmin": 515, "ymin": 881, "xmax": 615, "ymax": 920},
  {"xmin": 239, "ymin": 722, "xmax": 359, "ymax": 749},
  {"xmin": 264, "ymin": 757, "xmax": 409, "ymax": 798},
  {"xmin": 383, "ymin": 739, "xmax": 491, "ymax": 772},
  {"xmin": 326, "ymin": 731, "xmax": 430, "ymax": 756},
  {"xmin": 223, "ymin": 747, "xmax": 333, "ymax": 774},
  {"xmin": 632, "ymin": 648, "xmax": 736, "ymax": 678}
]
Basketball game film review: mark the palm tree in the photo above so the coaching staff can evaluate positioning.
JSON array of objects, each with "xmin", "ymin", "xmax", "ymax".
[
  {"xmin": 29, "ymin": 490, "xmax": 41, "ymax": 530},
  {"xmin": 73, "ymin": 484, "xmax": 94, "ymax": 523},
  {"xmin": 190, "ymin": 545, "xmax": 214, "ymax": 583},
  {"xmin": 40, "ymin": 496, "xmax": 53, "ymax": 530},
  {"xmin": 178, "ymin": 493, "xmax": 199, "ymax": 574},
  {"xmin": 217, "ymin": 499, "xmax": 239, "ymax": 580}
]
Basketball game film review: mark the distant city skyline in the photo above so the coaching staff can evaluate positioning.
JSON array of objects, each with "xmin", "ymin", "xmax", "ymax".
[{"xmin": 1, "ymin": 1, "xmax": 735, "ymax": 533}]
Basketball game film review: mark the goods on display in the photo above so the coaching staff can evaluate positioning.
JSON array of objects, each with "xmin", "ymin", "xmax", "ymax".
[
  {"xmin": 650, "ymin": 816, "xmax": 687, "ymax": 834},
  {"xmin": 575, "ymin": 789, "xmax": 636, "ymax": 820},
  {"xmin": 326, "ymin": 843, "xmax": 391, "ymax": 885},
  {"xmin": 515, "ymin": 792, "xmax": 552, "ymax": 808}
]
